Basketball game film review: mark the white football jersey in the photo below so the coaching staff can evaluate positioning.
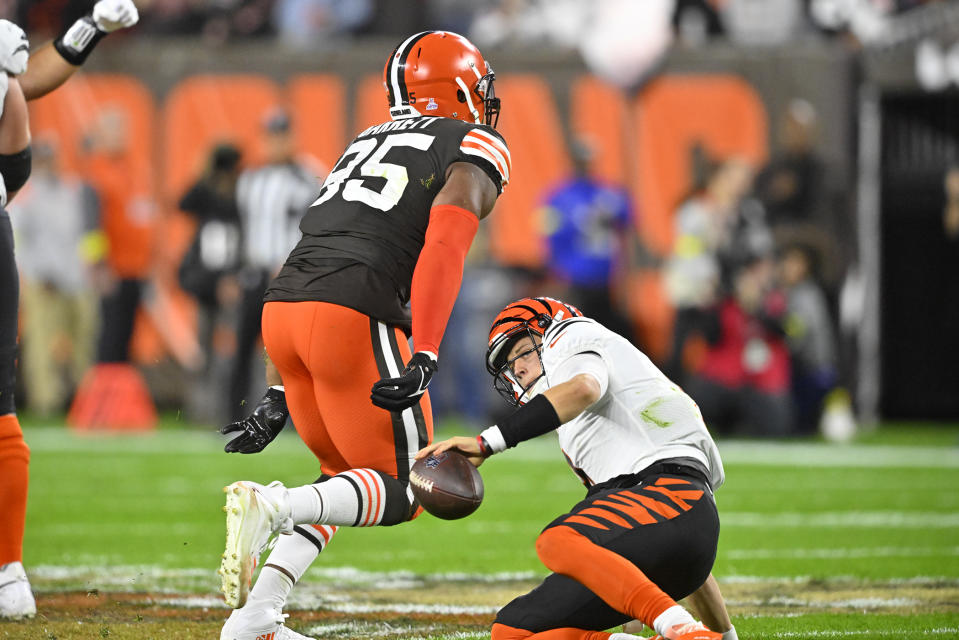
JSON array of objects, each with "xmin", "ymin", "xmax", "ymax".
[{"xmin": 538, "ymin": 317, "xmax": 725, "ymax": 490}]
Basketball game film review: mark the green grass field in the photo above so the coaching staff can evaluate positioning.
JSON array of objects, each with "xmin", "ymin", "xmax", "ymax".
[{"xmin": 7, "ymin": 420, "xmax": 959, "ymax": 639}]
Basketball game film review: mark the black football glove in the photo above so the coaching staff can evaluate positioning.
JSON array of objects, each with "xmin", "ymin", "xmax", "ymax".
[
  {"xmin": 370, "ymin": 351, "xmax": 438, "ymax": 412},
  {"xmin": 219, "ymin": 387, "xmax": 289, "ymax": 453}
]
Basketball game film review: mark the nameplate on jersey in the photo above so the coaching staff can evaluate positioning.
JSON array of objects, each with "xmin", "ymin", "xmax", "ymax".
[{"xmin": 360, "ymin": 117, "xmax": 440, "ymax": 139}]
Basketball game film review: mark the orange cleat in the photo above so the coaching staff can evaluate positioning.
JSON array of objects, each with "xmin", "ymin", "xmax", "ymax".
[{"xmin": 663, "ymin": 622, "xmax": 723, "ymax": 640}]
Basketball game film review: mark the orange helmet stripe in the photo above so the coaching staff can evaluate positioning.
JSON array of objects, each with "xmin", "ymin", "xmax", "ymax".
[{"xmin": 386, "ymin": 31, "xmax": 434, "ymax": 109}]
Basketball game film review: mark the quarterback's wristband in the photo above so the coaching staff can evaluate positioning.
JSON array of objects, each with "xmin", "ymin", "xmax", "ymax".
[
  {"xmin": 722, "ymin": 626, "xmax": 738, "ymax": 640},
  {"xmin": 478, "ymin": 427, "xmax": 506, "ymax": 454},
  {"xmin": 54, "ymin": 16, "xmax": 106, "ymax": 65},
  {"xmin": 476, "ymin": 435, "xmax": 494, "ymax": 457},
  {"xmin": 489, "ymin": 394, "xmax": 563, "ymax": 450}
]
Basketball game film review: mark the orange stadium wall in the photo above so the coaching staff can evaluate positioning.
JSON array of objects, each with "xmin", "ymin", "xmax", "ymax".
[{"xmin": 30, "ymin": 41, "xmax": 855, "ymax": 370}]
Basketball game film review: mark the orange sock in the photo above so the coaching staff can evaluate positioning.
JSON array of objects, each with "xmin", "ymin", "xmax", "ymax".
[
  {"xmin": 0, "ymin": 414, "xmax": 30, "ymax": 564},
  {"xmin": 535, "ymin": 525, "xmax": 677, "ymax": 628},
  {"xmin": 492, "ymin": 623, "xmax": 612, "ymax": 640}
]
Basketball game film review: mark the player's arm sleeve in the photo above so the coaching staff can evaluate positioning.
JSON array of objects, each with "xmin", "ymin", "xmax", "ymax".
[
  {"xmin": 456, "ymin": 127, "xmax": 511, "ymax": 194},
  {"xmin": 409, "ymin": 204, "xmax": 480, "ymax": 356}
]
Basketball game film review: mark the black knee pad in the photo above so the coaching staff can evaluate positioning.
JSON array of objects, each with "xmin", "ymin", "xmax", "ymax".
[
  {"xmin": 0, "ymin": 147, "xmax": 31, "ymax": 192},
  {"xmin": 372, "ymin": 469, "xmax": 416, "ymax": 526}
]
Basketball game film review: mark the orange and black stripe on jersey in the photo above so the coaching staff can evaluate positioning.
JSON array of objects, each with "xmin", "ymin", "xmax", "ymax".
[
  {"xmin": 563, "ymin": 476, "xmax": 705, "ymax": 533},
  {"xmin": 460, "ymin": 128, "xmax": 511, "ymax": 187}
]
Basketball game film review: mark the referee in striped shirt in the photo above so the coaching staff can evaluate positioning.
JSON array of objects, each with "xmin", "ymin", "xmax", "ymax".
[{"xmin": 230, "ymin": 108, "xmax": 321, "ymax": 420}]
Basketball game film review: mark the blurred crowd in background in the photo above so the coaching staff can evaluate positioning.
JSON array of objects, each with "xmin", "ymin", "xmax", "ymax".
[
  {"xmin": 8, "ymin": 0, "xmax": 957, "ymax": 439},
  {"xmin": 11, "ymin": 92, "xmax": 865, "ymax": 440},
  {"xmin": 4, "ymin": 0, "xmax": 953, "ymax": 51}
]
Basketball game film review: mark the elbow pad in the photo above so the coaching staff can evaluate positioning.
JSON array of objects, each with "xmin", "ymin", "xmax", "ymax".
[{"xmin": 0, "ymin": 146, "xmax": 31, "ymax": 192}]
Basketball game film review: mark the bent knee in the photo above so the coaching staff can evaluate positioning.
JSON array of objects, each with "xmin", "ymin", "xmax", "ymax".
[
  {"xmin": 492, "ymin": 622, "xmax": 532, "ymax": 640},
  {"xmin": 535, "ymin": 525, "xmax": 582, "ymax": 571},
  {"xmin": 375, "ymin": 470, "xmax": 416, "ymax": 526}
]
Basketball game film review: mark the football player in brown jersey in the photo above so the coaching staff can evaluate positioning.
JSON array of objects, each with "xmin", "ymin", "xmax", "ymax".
[
  {"xmin": 0, "ymin": 2, "xmax": 140, "ymax": 620},
  {"xmin": 218, "ymin": 31, "xmax": 511, "ymax": 640}
]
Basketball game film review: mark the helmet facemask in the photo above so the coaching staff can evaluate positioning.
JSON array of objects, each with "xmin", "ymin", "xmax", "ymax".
[
  {"xmin": 455, "ymin": 61, "xmax": 500, "ymax": 128},
  {"xmin": 491, "ymin": 328, "xmax": 547, "ymax": 407},
  {"xmin": 477, "ymin": 65, "xmax": 500, "ymax": 128},
  {"xmin": 487, "ymin": 297, "xmax": 581, "ymax": 407}
]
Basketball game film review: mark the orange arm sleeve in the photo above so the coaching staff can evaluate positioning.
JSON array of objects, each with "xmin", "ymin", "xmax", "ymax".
[{"xmin": 410, "ymin": 204, "xmax": 480, "ymax": 356}]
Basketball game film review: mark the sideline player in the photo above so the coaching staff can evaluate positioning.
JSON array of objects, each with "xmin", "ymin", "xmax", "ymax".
[
  {"xmin": 0, "ymin": 1, "xmax": 139, "ymax": 620},
  {"xmin": 218, "ymin": 31, "xmax": 510, "ymax": 640},
  {"xmin": 419, "ymin": 297, "xmax": 739, "ymax": 640}
]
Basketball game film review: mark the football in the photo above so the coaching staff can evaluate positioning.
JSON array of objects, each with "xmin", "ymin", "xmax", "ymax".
[{"xmin": 410, "ymin": 451, "xmax": 484, "ymax": 520}]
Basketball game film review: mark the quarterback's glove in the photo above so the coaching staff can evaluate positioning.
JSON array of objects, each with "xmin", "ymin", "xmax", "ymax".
[
  {"xmin": 219, "ymin": 387, "xmax": 289, "ymax": 454},
  {"xmin": 370, "ymin": 351, "xmax": 437, "ymax": 412},
  {"xmin": 93, "ymin": 0, "xmax": 140, "ymax": 32},
  {"xmin": 0, "ymin": 20, "xmax": 28, "ymax": 76}
]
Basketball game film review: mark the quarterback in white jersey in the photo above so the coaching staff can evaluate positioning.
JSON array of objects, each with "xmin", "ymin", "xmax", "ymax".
[
  {"xmin": 536, "ymin": 312, "xmax": 724, "ymax": 490},
  {"xmin": 420, "ymin": 297, "xmax": 737, "ymax": 640}
]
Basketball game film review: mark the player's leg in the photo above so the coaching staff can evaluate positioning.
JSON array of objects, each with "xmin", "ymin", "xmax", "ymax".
[
  {"xmin": 96, "ymin": 278, "xmax": 141, "ymax": 363},
  {"xmin": 491, "ymin": 571, "xmax": 632, "ymax": 640},
  {"xmin": 70, "ymin": 291, "xmax": 98, "ymax": 392},
  {"xmin": 220, "ymin": 522, "xmax": 338, "ymax": 640},
  {"xmin": 493, "ymin": 471, "xmax": 721, "ymax": 640},
  {"xmin": 246, "ymin": 354, "xmax": 344, "ymax": 608},
  {"xmin": 302, "ymin": 309, "xmax": 432, "ymax": 525},
  {"xmin": 265, "ymin": 301, "xmax": 430, "ymax": 528},
  {"xmin": 0, "ymin": 209, "xmax": 35, "ymax": 620},
  {"xmin": 20, "ymin": 283, "xmax": 62, "ymax": 415},
  {"xmin": 221, "ymin": 302, "xmax": 430, "ymax": 638},
  {"xmin": 220, "ymin": 302, "xmax": 341, "ymax": 638},
  {"xmin": 220, "ymin": 390, "xmax": 341, "ymax": 610}
]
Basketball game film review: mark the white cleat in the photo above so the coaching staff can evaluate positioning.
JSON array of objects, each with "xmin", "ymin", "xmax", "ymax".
[
  {"xmin": 219, "ymin": 481, "xmax": 293, "ymax": 609},
  {"xmin": 220, "ymin": 604, "xmax": 316, "ymax": 640},
  {"xmin": 0, "ymin": 562, "xmax": 36, "ymax": 620}
]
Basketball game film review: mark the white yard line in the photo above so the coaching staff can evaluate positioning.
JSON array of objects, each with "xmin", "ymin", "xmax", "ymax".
[
  {"xmin": 726, "ymin": 546, "xmax": 959, "ymax": 559},
  {"xmin": 721, "ymin": 511, "xmax": 959, "ymax": 528},
  {"xmin": 325, "ymin": 603, "xmax": 498, "ymax": 615},
  {"xmin": 768, "ymin": 630, "xmax": 959, "ymax": 638},
  {"xmin": 721, "ymin": 575, "xmax": 959, "ymax": 585},
  {"xmin": 147, "ymin": 595, "xmax": 497, "ymax": 615},
  {"xmin": 714, "ymin": 442, "xmax": 959, "ymax": 469},
  {"xmin": 20, "ymin": 427, "xmax": 959, "ymax": 469},
  {"xmin": 728, "ymin": 596, "xmax": 921, "ymax": 609},
  {"xmin": 27, "ymin": 565, "xmax": 959, "ymax": 591},
  {"xmin": 301, "ymin": 623, "xmax": 485, "ymax": 639}
]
